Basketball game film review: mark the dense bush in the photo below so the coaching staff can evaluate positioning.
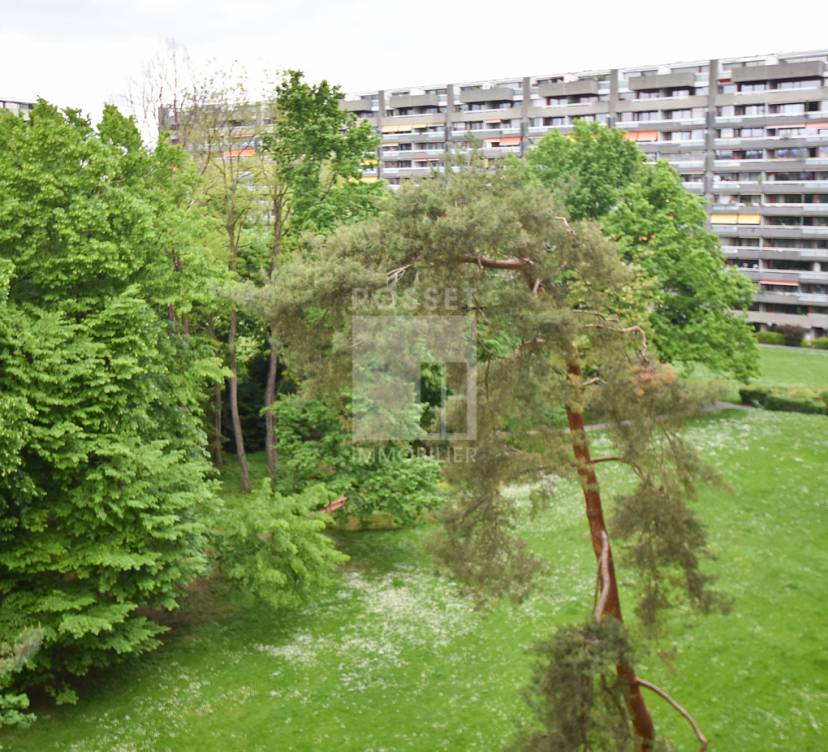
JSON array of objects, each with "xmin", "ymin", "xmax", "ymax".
[
  {"xmin": 778, "ymin": 325, "xmax": 806, "ymax": 347},
  {"xmin": 739, "ymin": 386, "xmax": 827, "ymax": 415},
  {"xmin": 211, "ymin": 481, "xmax": 347, "ymax": 609},
  {"xmin": 0, "ymin": 104, "xmax": 220, "ymax": 720},
  {"xmin": 274, "ymin": 396, "xmax": 444, "ymax": 524},
  {"xmin": 756, "ymin": 330, "xmax": 785, "ymax": 345},
  {"xmin": 813, "ymin": 337, "xmax": 828, "ymax": 351}
]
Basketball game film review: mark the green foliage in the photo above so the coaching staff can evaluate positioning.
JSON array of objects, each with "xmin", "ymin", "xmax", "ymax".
[
  {"xmin": 0, "ymin": 628, "xmax": 43, "ymax": 728},
  {"xmin": 0, "ymin": 101, "xmax": 220, "ymax": 718},
  {"xmin": 777, "ymin": 325, "xmax": 805, "ymax": 348},
  {"xmin": 259, "ymin": 70, "xmax": 384, "ymax": 239},
  {"xmin": 509, "ymin": 620, "xmax": 635, "ymax": 752},
  {"xmin": 524, "ymin": 122, "xmax": 758, "ymax": 382},
  {"xmin": 739, "ymin": 386, "xmax": 827, "ymax": 415},
  {"xmin": 757, "ymin": 330, "xmax": 785, "ymax": 345},
  {"xmin": 525, "ymin": 120, "xmax": 643, "ymax": 221},
  {"xmin": 813, "ymin": 337, "xmax": 828, "ymax": 351},
  {"xmin": 274, "ymin": 396, "xmax": 444, "ymax": 524},
  {"xmin": 211, "ymin": 480, "xmax": 347, "ymax": 610}
]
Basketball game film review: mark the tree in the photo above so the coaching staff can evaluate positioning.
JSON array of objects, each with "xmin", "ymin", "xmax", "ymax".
[
  {"xmin": 253, "ymin": 70, "xmax": 383, "ymax": 478},
  {"xmin": 0, "ymin": 102, "xmax": 219, "ymax": 711},
  {"xmin": 241, "ymin": 159, "xmax": 723, "ymax": 749},
  {"xmin": 184, "ymin": 73, "xmax": 261, "ymax": 491},
  {"xmin": 524, "ymin": 120, "xmax": 758, "ymax": 381}
]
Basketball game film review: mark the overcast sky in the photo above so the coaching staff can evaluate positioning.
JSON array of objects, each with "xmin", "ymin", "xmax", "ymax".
[{"xmin": 2, "ymin": 0, "xmax": 828, "ymax": 123}]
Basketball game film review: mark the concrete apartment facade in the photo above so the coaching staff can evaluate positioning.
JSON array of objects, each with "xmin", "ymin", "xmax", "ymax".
[
  {"xmin": 0, "ymin": 99, "xmax": 34, "ymax": 118},
  {"xmin": 344, "ymin": 50, "xmax": 828, "ymax": 336}
]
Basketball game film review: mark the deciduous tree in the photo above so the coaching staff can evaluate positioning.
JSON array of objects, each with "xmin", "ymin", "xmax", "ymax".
[{"xmin": 524, "ymin": 121, "xmax": 758, "ymax": 381}]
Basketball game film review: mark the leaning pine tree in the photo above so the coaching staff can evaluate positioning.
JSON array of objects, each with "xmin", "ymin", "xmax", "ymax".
[{"xmin": 243, "ymin": 159, "xmax": 725, "ymax": 750}]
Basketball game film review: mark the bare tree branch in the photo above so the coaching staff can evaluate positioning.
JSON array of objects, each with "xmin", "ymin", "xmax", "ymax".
[{"xmin": 460, "ymin": 254, "xmax": 533, "ymax": 269}]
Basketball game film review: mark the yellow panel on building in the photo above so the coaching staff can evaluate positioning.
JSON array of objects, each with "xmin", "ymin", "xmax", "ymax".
[
  {"xmin": 737, "ymin": 214, "xmax": 761, "ymax": 225},
  {"xmin": 711, "ymin": 214, "xmax": 739, "ymax": 224}
]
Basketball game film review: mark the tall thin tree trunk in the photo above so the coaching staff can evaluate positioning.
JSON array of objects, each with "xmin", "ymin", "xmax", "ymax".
[
  {"xmin": 565, "ymin": 358, "xmax": 655, "ymax": 752},
  {"xmin": 228, "ymin": 309, "xmax": 251, "ymax": 492},
  {"xmin": 211, "ymin": 381, "xmax": 224, "ymax": 467},
  {"xmin": 264, "ymin": 195, "xmax": 283, "ymax": 479},
  {"xmin": 264, "ymin": 327, "xmax": 278, "ymax": 478}
]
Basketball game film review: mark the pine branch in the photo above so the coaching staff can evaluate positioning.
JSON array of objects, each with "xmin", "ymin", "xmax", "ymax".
[{"xmin": 460, "ymin": 254, "xmax": 533, "ymax": 269}]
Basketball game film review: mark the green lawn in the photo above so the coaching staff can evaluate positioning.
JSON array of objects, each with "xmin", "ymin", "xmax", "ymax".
[
  {"xmin": 4, "ymin": 408, "xmax": 827, "ymax": 751},
  {"xmin": 689, "ymin": 344, "xmax": 828, "ymax": 402}
]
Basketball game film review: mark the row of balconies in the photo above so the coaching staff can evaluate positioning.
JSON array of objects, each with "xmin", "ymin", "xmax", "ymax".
[
  {"xmin": 753, "ymin": 290, "xmax": 828, "ymax": 306},
  {"xmin": 712, "ymin": 203, "xmax": 828, "ymax": 214},
  {"xmin": 738, "ymin": 268, "xmax": 828, "ymax": 283},
  {"xmin": 748, "ymin": 310, "xmax": 828, "ymax": 329}
]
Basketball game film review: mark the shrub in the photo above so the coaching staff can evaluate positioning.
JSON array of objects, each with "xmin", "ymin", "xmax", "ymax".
[
  {"xmin": 813, "ymin": 337, "xmax": 828, "ymax": 351},
  {"xmin": 211, "ymin": 481, "xmax": 348, "ymax": 610},
  {"xmin": 274, "ymin": 396, "xmax": 444, "ymax": 524},
  {"xmin": 777, "ymin": 325, "xmax": 805, "ymax": 347},
  {"xmin": 763, "ymin": 393, "xmax": 826, "ymax": 415},
  {"xmin": 756, "ymin": 330, "xmax": 784, "ymax": 345},
  {"xmin": 739, "ymin": 387, "xmax": 771, "ymax": 407},
  {"xmin": 740, "ymin": 386, "xmax": 827, "ymax": 415}
]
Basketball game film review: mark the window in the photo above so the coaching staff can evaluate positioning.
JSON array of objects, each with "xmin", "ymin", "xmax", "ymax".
[
  {"xmin": 772, "ymin": 103, "xmax": 805, "ymax": 115},
  {"xmin": 668, "ymin": 109, "xmax": 692, "ymax": 120},
  {"xmin": 773, "ymin": 127, "xmax": 806, "ymax": 137},
  {"xmin": 774, "ymin": 147, "xmax": 809, "ymax": 159},
  {"xmin": 637, "ymin": 110, "xmax": 660, "ymax": 121},
  {"xmin": 738, "ymin": 104, "xmax": 765, "ymax": 116},
  {"xmin": 774, "ymin": 79, "xmax": 820, "ymax": 90}
]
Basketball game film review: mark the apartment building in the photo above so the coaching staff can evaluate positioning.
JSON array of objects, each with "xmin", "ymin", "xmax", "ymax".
[
  {"xmin": 343, "ymin": 50, "xmax": 828, "ymax": 336},
  {"xmin": 0, "ymin": 99, "xmax": 34, "ymax": 118}
]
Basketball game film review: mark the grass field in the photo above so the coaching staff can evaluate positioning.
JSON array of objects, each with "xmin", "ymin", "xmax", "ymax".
[
  {"xmin": 4, "ymin": 407, "xmax": 827, "ymax": 752},
  {"xmin": 692, "ymin": 344, "xmax": 828, "ymax": 402}
]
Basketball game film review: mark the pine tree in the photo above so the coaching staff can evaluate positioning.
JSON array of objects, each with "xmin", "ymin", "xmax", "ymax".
[{"xmin": 242, "ymin": 159, "xmax": 721, "ymax": 749}]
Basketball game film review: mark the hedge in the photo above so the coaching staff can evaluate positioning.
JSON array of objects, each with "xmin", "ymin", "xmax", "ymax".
[
  {"xmin": 739, "ymin": 386, "xmax": 827, "ymax": 415},
  {"xmin": 756, "ymin": 331, "xmax": 785, "ymax": 345}
]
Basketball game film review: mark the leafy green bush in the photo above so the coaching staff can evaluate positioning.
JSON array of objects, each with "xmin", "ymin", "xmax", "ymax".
[
  {"xmin": 211, "ymin": 481, "xmax": 348, "ymax": 609},
  {"xmin": 813, "ymin": 337, "xmax": 828, "ymax": 350},
  {"xmin": 756, "ymin": 330, "xmax": 785, "ymax": 345},
  {"xmin": 274, "ymin": 396, "xmax": 444, "ymax": 524},
  {"xmin": 763, "ymin": 393, "xmax": 826, "ymax": 415},
  {"xmin": 778, "ymin": 325, "xmax": 806, "ymax": 347},
  {"xmin": 0, "ymin": 103, "xmax": 220, "ymax": 720},
  {"xmin": 738, "ymin": 387, "xmax": 771, "ymax": 406},
  {"xmin": 0, "ymin": 629, "xmax": 43, "ymax": 728},
  {"xmin": 739, "ymin": 386, "xmax": 826, "ymax": 415}
]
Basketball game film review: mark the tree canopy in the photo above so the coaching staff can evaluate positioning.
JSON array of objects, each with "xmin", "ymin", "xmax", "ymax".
[{"xmin": 525, "ymin": 120, "xmax": 758, "ymax": 381}]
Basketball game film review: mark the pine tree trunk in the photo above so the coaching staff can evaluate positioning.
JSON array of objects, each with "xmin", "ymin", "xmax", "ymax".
[
  {"xmin": 264, "ymin": 329, "xmax": 278, "ymax": 478},
  {"xmin": 565, "ymin": 358, "xmax": 655, "ymax": 751},
  {"xmin": 228, "ymin": 309, "xmax": 251, "ymax": 493}
]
